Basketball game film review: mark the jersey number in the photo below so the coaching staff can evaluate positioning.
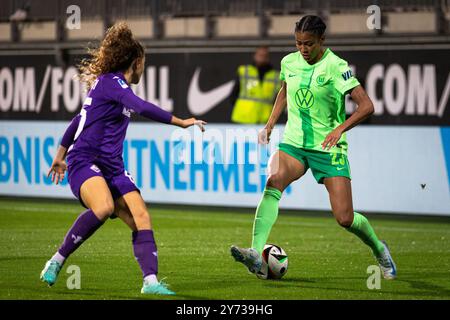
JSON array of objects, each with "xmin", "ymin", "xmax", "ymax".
[
  {"xmin": 74, "ymin": 108, "xmax": 87, "ymax": 141},
  {"xmin": 331, "ymin": 153, "xmax": 345, "ymax": 166}
]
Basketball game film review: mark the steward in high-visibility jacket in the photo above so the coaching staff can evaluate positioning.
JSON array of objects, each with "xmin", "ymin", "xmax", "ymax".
[{"xmin": 231, "ymin": 64, "xmax": 281, "ymax": 124}]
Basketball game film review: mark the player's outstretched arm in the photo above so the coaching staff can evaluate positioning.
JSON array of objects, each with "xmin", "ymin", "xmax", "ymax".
[
  {"xmin": 322, "ymin": 85, "xmax": 374, "ymax": 150},
  {"xmin": 259, "ymin": 81, "xmax": 287, "ymax": 144},
  {"xmin": 118, "ymin": 89, "xmax": 206, "ymax": 131},
  {"xmin": 170, "ymin": 116, "xmax": 207, "ymax": 132}
]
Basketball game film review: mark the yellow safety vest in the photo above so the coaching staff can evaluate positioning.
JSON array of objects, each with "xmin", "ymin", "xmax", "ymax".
[{"xmin": 231, "ymin": 65, "xmax": 280, "ymax": 124}]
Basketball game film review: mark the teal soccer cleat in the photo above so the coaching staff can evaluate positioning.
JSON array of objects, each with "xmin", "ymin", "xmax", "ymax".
[
  {"xmin": 230, "ymin": 245, "xmax": 262, "ymax": 274},
  {"xmin": 40, "ymin": 260, "xmax": 63, "ymax": 287},
  {"xmin": 376, "ymin": 240, "xmax": 397, "ymax": 280},
  {"xmin": 141, "ymin": 280, "xmax": 175, "ymax": 296}
]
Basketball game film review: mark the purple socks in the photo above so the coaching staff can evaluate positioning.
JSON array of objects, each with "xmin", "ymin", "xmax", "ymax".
[
  {"xmin": 132, "ymin": 230, "xmax": 158, "ymax": 278},
  {"xmin": 55, "ymin": 211, "xmax": 158, "ymax": 280},
  {"xmin": 57, "ymin": 209, "xmax": 104, "ymax": 259}
]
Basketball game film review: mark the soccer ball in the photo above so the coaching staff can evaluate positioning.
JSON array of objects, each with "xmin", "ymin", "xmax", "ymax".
[{"xmin": 256, "ymin": 244, "xmax": 288, "ymax": 280}]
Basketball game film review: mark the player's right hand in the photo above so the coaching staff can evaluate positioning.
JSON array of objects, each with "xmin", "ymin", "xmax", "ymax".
[
  {"xmin": 47, "ymin": 159, "xmax": 67, "ymax": 185},
  {"xmin": 182, "ymin": 117, "xmax": 207, "ymax": 132},
  {"xmin": 258, "ymin": 127, "xmax": 272, "ymax": 144}
]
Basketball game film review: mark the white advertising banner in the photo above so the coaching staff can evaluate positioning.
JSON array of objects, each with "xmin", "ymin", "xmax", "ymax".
[{"xmin": 0, "ymin": 121, "xmax": 449, "ymax": 216}]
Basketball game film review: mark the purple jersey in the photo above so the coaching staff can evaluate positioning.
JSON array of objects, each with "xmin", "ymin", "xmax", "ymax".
[
  {"xmin": 63, "ymin": 72, "xmax": 172, "ymax": 204},
  {"xmin": 65, "ymin": 72, "xmax": 172, "ymax": 161}
]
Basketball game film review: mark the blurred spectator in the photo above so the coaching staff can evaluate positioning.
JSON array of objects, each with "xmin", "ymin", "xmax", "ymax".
[{"xmin": 230, "ymin": 46, "xmax": 281, "ymax": 124}]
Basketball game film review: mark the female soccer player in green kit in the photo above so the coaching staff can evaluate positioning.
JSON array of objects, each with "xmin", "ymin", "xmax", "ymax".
[{"xmin": 231, "ymin": 15, "xmax": 397, "ymax": 280}]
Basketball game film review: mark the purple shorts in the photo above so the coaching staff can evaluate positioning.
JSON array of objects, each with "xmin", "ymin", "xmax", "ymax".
[{"xmin": 67, "ymin": 153, "xmax": 139, "ymax": 208}]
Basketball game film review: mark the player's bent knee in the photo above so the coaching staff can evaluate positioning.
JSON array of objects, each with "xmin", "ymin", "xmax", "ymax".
[
  {"xmin": 132, "ymin": 209, "xmax": 150, "ymax": 226},
  {"xmin": 134, "ymin": 208, "xmax": 149, "ymax": 219},
  {"xmin": 266, "ymin": 173, "xmax": 286, "ymax": 191},
  {"xmin": 335, "ymin": 214, "xmax": 354, "ymax": 228},
  {"xmin": 91, "ymin": 200, "xmax": 115, "ymax": 220}
]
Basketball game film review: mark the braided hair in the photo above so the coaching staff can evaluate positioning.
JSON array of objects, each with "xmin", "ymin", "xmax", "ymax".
[{"xmin": 295, "ymin": 15, "xmax": 326, "ymax": 36}]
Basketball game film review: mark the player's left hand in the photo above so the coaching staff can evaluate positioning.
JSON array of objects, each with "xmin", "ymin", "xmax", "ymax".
[{"xmin": 322, "ymin": 127, "xmax": 343, "ymax": 151}]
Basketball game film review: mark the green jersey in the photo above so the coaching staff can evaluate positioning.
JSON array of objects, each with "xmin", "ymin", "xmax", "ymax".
[{"xmin": 280, "ymin": 48, "xmax": 360, "ymax": 155}]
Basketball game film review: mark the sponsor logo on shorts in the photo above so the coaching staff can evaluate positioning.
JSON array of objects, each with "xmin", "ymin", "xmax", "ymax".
[
  {"xmin": 90, "ymin": 164, "xmax": 100, "ymax": 173},
  {"xmin": 125, "ymin": 170, "xmax": 136, "ymax": 185}
]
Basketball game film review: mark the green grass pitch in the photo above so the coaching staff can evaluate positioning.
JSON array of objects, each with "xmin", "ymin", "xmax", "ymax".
[{"xmin": 0, "ymin": 197, "xmax": 449, "ymax": 300}]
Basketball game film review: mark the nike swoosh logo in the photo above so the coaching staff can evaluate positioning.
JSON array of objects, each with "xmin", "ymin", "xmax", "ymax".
[
  {"xmin": 337, "ymin": 167, "xmax": 345, "ymax": 171},
  {"xmin": 188, "ymin": 67, "xmax": 235, "ymax": 115},
  {"xmin": 288, "ymin": 74, "xmax": 296, "ymax": 77}
]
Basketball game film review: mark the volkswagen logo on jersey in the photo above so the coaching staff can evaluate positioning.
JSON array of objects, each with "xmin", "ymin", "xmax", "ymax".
[{"xmin": 295, "ymin": 88, "xmax": 315, "ymax": 110}]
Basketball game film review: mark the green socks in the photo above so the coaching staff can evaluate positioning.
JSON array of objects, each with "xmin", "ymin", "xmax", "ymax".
[
  {"xmin": 251, "ymin": 189, "xmax": 384, "ymax": 258},
  {"xmin": 251, "ymin": 187, "xmax": 282, "ymax": 254},
  {"xmin": 346, "ymin": 212, "xmax": 385, "ymax": 256}
]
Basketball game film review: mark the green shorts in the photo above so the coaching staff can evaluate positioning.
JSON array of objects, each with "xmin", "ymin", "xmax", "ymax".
[{"xmin": 278, "ymin": 143, "xmax": 351, "ymax": 184}]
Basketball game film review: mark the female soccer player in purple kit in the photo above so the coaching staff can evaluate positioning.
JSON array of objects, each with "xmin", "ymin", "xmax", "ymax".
[{"xmin": 40, "ymin": 22, "xmax": 206, "ymax": 295}]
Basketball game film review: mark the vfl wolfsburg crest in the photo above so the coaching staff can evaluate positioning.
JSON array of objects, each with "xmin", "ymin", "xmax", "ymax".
[
  {"xmin": 316, "ymin": 74, "xmax": 326, "ymax": 86},
  {"xmin": 295, "ymin": 88, "xmax": 314, "ymax": 110}
]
